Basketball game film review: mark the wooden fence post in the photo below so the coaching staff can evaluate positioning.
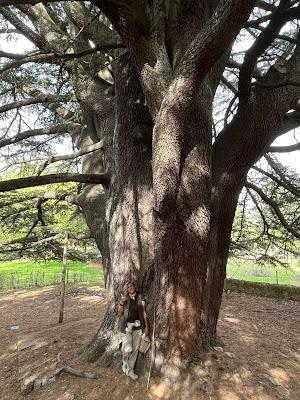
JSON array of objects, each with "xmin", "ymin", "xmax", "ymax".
[{"xmin": 59, "ymin": 232, "xmax": 69, "ymax": 323}]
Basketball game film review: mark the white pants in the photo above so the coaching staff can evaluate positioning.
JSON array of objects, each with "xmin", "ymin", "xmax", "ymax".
[{"xmin": 121, "ymin": 329, "xmax": 142, "ymax": 374}]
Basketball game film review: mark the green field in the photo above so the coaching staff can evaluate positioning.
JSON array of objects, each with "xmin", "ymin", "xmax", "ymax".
[
  {"xmin": 1, "ymin": 259, "xmax": 300, "ymax": 290},
  {"xmin": 0, "ymin": 260, "xmax": 103, "ymax": 289},
  {"xmin": 227, "ymin": 260, "xmax": 300, "ymax": 287}
]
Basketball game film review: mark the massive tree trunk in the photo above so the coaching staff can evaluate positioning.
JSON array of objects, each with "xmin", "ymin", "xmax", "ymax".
[
  {"xmin": 78, "ymin": 0, "xmax": 300, "ymax": 381},
  {"xmin": 79, "ymin": 53, "xmax": 234, "ymax": 377}
]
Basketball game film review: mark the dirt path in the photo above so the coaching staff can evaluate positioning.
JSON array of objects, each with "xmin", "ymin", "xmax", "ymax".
[{"xmin": 0, "ymin": 286, "xmax": 299, "ymax": 400}]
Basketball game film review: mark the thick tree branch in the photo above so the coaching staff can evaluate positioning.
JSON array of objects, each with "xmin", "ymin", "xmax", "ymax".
[
  {"xmin": 21, "ymin": 85, "xmax": 76, "ymax": 121},
  {"xmin": 0, "ymin": 43, "xmax": 125, "ymax": 74},
  {"xmin": 0, "ymin": 123, "xmax": 79, "ymax": 148},
  {"xmin": 246, "ymin": 24, "xmax": 299, "ymax": 44},
  {"xmin": 238, "ymin": 0, "xmax": 294, "ymax": 101},
  {"xmin": 278, "ymin": 111, "xmax": 300, "ymax": 136},
  {"xmin": 0, "ymin": 50, "xmax": 29, "ymax": 59},
  {"xmin": 214, "ymin": 37, "xmax": 300, "ymax": 176},
  {"xmin": 0, "ymin": 0, "xmax": 69, "ymax": 5},
  {"xmin": 0, "ymin": 6, "xmax": 45, "ymax": 48},
  {"xmin": 178, "ymin": 0, "xmax": 256, "ymax": 87},
  {"xmin": 0, "ymin": 173, "xmax": 110, "ymax": 193},
  {"xmin": 0, "ymin": 231, "xmax": 92, "ymax": 253},
  {"xmin": 0, "ymin": 94, "xmax": 74, "ymax": 113},
  {"xmin": 1, "ymin": 233, "xmax": 63, "ymax": 248},
  {"xmin": 15, "ymin": 3, "xmax": 70, "ymax": 50},
  {"xmin": 255, "ymin": 1, "xmax": 275, "ymax": 12},
  {"xmin": 268, "ymin": 142, "xmax": 300, "ymax": 153},
  {"xmin": 246, "ymin": 181, "xmax": 300, "ymax": 239}
]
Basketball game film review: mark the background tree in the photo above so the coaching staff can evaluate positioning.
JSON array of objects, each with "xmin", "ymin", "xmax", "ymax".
[
  {"xmin": 231, "ymin": 158, "xmax": 300, "ymax": 266},
  {"xmin": 0, "ymin": 0, "xmax": 300, "ymax": 380}
]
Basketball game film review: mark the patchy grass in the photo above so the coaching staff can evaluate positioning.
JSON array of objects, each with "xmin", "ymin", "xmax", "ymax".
[
  {"xmin": 0, "ymin": 260, "xmax": 103, "ymax": 289},
  {"xmin": 227, "ymin": 260, "xmax": 300, "ymax": 287}
]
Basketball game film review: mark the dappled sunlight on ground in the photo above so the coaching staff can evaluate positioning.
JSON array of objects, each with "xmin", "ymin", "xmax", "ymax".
[
  {"xmin": 77, "ymin": 295, "xmax": 106, "ymax": 304},
  {"xmin": 223, "ymin": 316, "xmax": 241, "ymax": 324},
  {"xmin": 0, "ymin": 287, "xmax": 299, "ymax": 400},
  {"xmin": 239, "ymin": 335, "xmax": 257, "ymax": 345},
  {"xmin": 0, "ymin": 287, "xmax": 54, "ymax": 302},
  {"xmin": 268, "ymin": 367, "xmax": 289, "ymax": 383}
]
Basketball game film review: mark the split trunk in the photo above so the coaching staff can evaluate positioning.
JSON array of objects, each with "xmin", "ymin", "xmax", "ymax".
[{"xmin": 79, "ymin": 54, "xmax": 244, "ymax": 376}]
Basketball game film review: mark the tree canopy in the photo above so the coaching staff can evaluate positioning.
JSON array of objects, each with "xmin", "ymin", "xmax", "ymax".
[{"xmin": 0, "ymin": 0, "xmax": 299, "ymax": 262}]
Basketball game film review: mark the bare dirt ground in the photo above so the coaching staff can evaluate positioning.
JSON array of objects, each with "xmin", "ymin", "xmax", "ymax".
[{"xmin": 0, "ymin": 285, "xmax": 299, "ymax": 400}]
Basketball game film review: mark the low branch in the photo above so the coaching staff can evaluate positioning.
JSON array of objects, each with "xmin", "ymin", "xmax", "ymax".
[
  {"xmin": 255, "ymin": 0, "xmax": 275, "ymax": 12},
  {"xmin": 253, "ymin": 79, "xmax": 300, "ymax": 89},
  {"xmin": 179, "ymin": 0, "xmax": 256, "ymax": 85},
  {"xmin": 0, "ymin": 123, "xmax": 79, "ymax": 148},
  {"xmin": 1, "ymin": 233, "xmax": 63, "ymax": 247},
  {"xmin": 1, "ymin": 231, "xmax": 91, "ymax": 248},
  {"xmin": 21, "ymin": 85, "xmax": 75, "ymax": 122},
  {"xmin": 0, "ymin": 0, "xmax": 74, "ymax": 6},
  {"xmin": 238, "ymin": 0, "xmax": 292, "ymax": 101},
  {"xmin": 0, "ymin": 173, "xmax": 110, "ymax": 193},
  {"xmin": 0, "ymin": 94, "xmax": 74, "ymax": 114},
  {"xmin": 0, "ymin": 6, "xmax": 45, "ymax": 48},
  {"xmin": 268, "ymin": 142, "xmax": 300, "ymax": 153},
  {"xmin": 0, "ymin": 43, "xmax": 125, "ymax": 74},
  {"xmin": 246, "ymin": 181, "xmax": 300, "ymax": 239}
]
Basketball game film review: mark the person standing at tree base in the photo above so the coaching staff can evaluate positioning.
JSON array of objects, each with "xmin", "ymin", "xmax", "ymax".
[{"xmin": 117, "ymin": 281, "xmax": 149, "ymax": 380}]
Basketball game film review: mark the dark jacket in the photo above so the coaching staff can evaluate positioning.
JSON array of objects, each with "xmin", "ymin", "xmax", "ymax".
[{"xmin": 119, "ymin": 292, "xmax": 145, "ymax": 334}]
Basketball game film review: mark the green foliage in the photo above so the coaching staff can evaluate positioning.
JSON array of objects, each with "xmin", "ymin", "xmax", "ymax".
[
  {"xmin": 231, "ymin": 163, "xmax": 300, "ymax": 267},
  {"xmin": 0, "ymin": 1, "xmax": 299, "ymax": 268},
  {"xmin": 0, "ymin": 259, "xmax": 103, "ymax": 289},
  {"xmin": 227, "ymin": 260, "xmax": 300, "ymax": 287},
  {"xmin": 0, "ymin": 165, "xmax": 96, "ymax": 261}
]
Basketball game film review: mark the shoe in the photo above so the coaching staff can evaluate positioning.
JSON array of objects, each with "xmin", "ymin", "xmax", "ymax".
[
  {"xmin": 127, "ymin": 370, "xmax": 138, "ymax": 380},
  {"xmin": 122, "ymin": 362, "xmax": 129, "ymax": 374}
]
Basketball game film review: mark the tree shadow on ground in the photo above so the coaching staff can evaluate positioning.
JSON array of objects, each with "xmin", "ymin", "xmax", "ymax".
[{"xmin": 0, "ymin": 287, "xmax": 299, "ymax": 400}]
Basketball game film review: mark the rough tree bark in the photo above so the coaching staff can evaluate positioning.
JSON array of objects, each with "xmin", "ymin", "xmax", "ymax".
[
  {"xmin": 77, "ymin": 0, "xmax": 256, "ymax": 378},
  {"xmin": 80, "ymin": 54, "xmax": 155, "ymax": 372},
  {"xmin": 72, "ymin": 0, "xmax": 300, "ymax": 381}
]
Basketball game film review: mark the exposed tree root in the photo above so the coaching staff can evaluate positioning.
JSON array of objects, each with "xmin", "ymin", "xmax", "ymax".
[
  {"xmin": 54, "ymin": 353, "xmax": 101, "ymax": 379},
  {"xmin": 21, "ymin": 354, "xmax": 100, "ymax": 395}
]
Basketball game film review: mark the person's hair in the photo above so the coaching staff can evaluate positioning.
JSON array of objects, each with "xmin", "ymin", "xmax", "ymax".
[
  {"xmin": 126, "ymin": 281, "xmax": 136, "ymax": 288},
  {"xmin": 125, "ymin": 281, "xmax": 136, "ymax": 292}
]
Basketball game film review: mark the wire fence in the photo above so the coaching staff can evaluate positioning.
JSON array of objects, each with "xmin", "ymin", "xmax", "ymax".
[{"xmin": 0, "ymin": 269, "xmax": 101, "ymax": 290}]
